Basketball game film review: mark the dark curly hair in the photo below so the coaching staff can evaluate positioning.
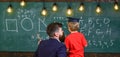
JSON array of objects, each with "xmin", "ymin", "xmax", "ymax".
[{"xmin": 46, "ymin": 22, "xmax": 62, "ymax": 37}]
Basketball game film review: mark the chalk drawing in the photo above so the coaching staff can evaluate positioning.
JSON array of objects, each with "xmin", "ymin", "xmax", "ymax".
[
  {"xmin": 38, "ymin": 18, "xmax": 47, "ymax": 32},
  {"xmin": 88, "ymin": 40, "xmax": 92, "ymax": 45},
  {"xmin": 93, "ymin": 40, "xmax": 98, "ymax": 47},
  {"xmin": 87, "ymin": 28, "xmax": 92, "ymax": 36},
  {"xmin": 53, "ymin": 17, "xmax": 64, "ymax": 20},
  {"xmin": 36, "ymin": 33, "xmax": 42, "ymax": 40},
  {"xmin": 17, "ymin": 9, "xmax": 35, "ymax": 20},
  {"xmin": 79, "ymin": 19, "xmax": 84, "ymax": 25},
  {"xmin": 88, "ymin": 40, "xmax": 114, "ymax": 48},
  {"xmin": 31, "ymin": 35, "xmax": 35, "ymax": 39},
  {"xmin": 80, "ymin": 24, "xmax": 87, "ymax": 32},
  {"xmin": 21, "ymin": 17, "xmax": 33, "ymax": 31},
  {"xmin": 98, "ymin": 41, "xmax": 102, "ymax": 46},
  {"xmin": 88, "ymin": 17, "xmax": 94, "ymax": 25},
  {"xmin": 5, "ymin": 19, "xmax": 18, "ymax": 32},
  {"xmin": 96, "ymin": 18, "xmax": 103, "ymax": 27},
  {"xmin": 53, "ymin": 17, "xmax": 67, "ymax": 28},
  {"xmin": 104, "ymin": 18, "xmax": 110, "ymax": 24},
  {"xmin": 106, "ymin": 28, "xmax": 111, "ymax": 35},
  {"xmin": 110, "ymin": 40, "xmax": 114, "ymax": 46},
  {"xmin": 96, "ymin": 29, "xmax": 103, "ymax": 35}
]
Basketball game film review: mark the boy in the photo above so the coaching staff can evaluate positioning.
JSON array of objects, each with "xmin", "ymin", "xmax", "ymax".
[{"xmin": 65, "ymin": 17, "xmax": 88, "ymax": 57}]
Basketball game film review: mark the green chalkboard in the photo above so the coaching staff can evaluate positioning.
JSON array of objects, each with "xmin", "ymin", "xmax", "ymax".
[{"xmin": 0, "ymin": 2, "xmax": 120, "ymax": 52}]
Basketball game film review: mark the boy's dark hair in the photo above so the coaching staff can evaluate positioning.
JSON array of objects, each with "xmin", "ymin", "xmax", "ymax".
[{"xmin": 46, "ymin": 22, "xmax": 62, "ymax": 37}]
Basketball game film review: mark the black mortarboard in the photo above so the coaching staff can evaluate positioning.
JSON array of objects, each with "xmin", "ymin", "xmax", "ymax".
[{"xmin": 67, "ymin": 17, "xmax": 79, "ymax": 22}]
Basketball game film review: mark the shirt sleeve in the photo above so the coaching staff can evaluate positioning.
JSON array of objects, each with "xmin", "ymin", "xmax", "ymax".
[
  {"xmin": 57, "ymin": 44, "xmax": 67, "ymax": 57},
  {"xmin": 34, "ymin": 41, "xmax": 43, "ymax": 57}
]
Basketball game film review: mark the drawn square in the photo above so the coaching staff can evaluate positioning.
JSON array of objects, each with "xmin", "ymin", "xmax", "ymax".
[{"xmin": 6, "ymin": 19, "xmax": 18, "ymax": 32}]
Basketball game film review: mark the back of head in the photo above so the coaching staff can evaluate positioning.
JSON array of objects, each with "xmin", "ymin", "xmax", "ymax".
[
  {"xmin": 68, "ymin": 22, "xmax": 79, "ymax": 31},
  {"xmin": 46, "ymin": 22, "xmax": 62, "ymax": 37},
  {"xmin": 67, "ymin": 17, "xmax": 80, "ymax": 31}
]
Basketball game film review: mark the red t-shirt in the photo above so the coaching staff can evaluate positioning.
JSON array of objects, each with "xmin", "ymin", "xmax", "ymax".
[{"xmin": 65, "ymin": 32, "xmax": 87, "ymax": 57}]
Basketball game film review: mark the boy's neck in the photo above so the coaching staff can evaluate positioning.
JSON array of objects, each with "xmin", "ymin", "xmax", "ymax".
[{"xmin": 70, "ymin": 31, "xmax": 78, "ymax": 33}]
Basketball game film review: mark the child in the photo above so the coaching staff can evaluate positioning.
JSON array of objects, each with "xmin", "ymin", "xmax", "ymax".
[{"xmin": 65, "ymin": 17, "xmax": 88, "ymax": 57}]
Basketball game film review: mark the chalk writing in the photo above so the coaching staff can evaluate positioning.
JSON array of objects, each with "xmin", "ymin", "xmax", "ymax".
[
  {"xmin": 79, "ymin": 17, "xmax": 112, "ymax": 48},
  {"xmin": 79, "ymin": 17, "xmax": 111, "ymax": 36},
  {"xmin": 88, "ymin": 40, "xmax": 114, "ymax": 48}
]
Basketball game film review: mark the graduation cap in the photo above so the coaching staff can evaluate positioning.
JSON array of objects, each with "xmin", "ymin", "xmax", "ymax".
[{"xmin": 67, "ymin": 17, "xmax": 79, "ymax": 22}]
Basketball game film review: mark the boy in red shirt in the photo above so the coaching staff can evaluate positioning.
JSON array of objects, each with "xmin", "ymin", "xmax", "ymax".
[{"xmin": 65, "ymin": 17, "xmax": 88, "ymax": 57}]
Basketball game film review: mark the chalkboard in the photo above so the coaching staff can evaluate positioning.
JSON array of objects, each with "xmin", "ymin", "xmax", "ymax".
[{"xmin": 0, "ymin": 2, "xmax": 120, "ymax": 52}]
